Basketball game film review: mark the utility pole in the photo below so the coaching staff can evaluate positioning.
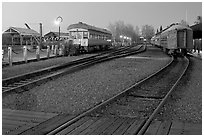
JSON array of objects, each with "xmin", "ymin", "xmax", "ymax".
[{"xmin": 185, "ymin": 9, "xmax": 188, "ymax": 23}]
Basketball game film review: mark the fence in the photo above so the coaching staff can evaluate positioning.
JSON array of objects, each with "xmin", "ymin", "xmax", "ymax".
[{"xmin": 2, "ymin": 43, "xmax": 67, "ymax": 66}]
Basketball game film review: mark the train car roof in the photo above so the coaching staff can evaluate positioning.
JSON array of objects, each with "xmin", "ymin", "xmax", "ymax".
[
  {"xmin": 161, "ymin": 24, "xmax": 192, "ymax": 35},
  {"xmin": 67, "ymin": 22, "xmax": 112, "ymax": 35}
]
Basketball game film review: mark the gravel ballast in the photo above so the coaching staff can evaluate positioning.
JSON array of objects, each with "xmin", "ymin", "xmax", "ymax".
[
  {"xmin": 3, "ymin": 46, "xmax": 171, "ymax": 115},
  {"xmin": 156, "ymin": 57, "xmax": 202, "ymax": 124}
]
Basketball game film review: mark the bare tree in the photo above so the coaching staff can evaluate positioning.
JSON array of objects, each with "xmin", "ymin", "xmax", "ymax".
[
  {"xmin": 180, "ymin": 20, "xmax": 189, "ymax": 26},
  {"xmin": 107, "ymin": 20, "xmax": 140, "ymax": 42},
  {"xmin": 194, "ymin": 16, "xmax": 202, "ymax": 24},
  {"xmin": 134, "ymin": 26, "xmax": 140, "ymax": 36},
  {"xmin": 160, "ymin": 26, "xmax": 163, "ymax": 32},
  {"xmin": 141, "ymin": 25, "xmax": 155, "ymax": 41}
]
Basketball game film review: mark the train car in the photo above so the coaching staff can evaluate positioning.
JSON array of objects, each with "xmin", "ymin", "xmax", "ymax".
[
  {"xmin": 151, "ymin": 32, "xmax": 161, "ymax": 47},
  {"xmin": 67, "ymin": 22, "xmax": 112, "ymax": 52},
  {"xmin": 161, "ymin": 24, "xmax": 193, "ymax": 55},
  {"xmin": 152, "ymin": 24, "xmax": 193, "ymax": 56}
]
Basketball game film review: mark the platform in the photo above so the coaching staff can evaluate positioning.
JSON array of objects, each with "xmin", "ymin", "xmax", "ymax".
[
  {"xmin": 189, "ymin": 51, "xmax": 202, "ymax": 59},
  {"xmin": 145, "ymin": 120, "xmax": 202, "ymax": 135},
  {"xmin": 2, "ymin": 109, "xmax": 202, "ymax": 135},
  {"xmin": 2, "ymin": 108, "xmax": 58, "ymax": 135}
]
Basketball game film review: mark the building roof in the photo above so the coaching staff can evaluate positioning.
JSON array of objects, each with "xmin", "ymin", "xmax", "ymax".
[
  {"xmin": 3, "ymin": 27, "xmax": 40, "ymax": 36},
  {"xmin": 67, "ymin": 22, "xmax": 112, "ymax": 35},
  {"xmin": 44, "ymin": 31, "xmax": 69, "ymax": 37},
  {"xmin": 190, "ymin": 23, "xmax": 202, "ymax": 31}
]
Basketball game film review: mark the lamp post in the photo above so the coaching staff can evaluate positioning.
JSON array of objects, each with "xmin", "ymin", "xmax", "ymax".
[{"xmin": 55, "ymin": 16, "xmax": 63, "ymax": 41}]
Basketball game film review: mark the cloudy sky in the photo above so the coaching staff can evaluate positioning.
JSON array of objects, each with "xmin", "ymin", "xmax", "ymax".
[{"xmin": 2, "ymin": 2, "xmax": 202, "ymax": 35}]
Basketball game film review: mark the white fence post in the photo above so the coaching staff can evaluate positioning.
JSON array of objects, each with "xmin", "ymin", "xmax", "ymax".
[
  {"xmin": 52, "ymin": 45, "xmax": 54, "ymax": 54},
  {"xmin": 8, "ymin": 46, "xmax": 12, "ymax": 66},
  {"xmin": 54, "ymin": 45, "xmax": 58, "ymax": 56},
  {"xmin": 61, "ymin": 44, "xmax": 65, "ymax": 56},
  {"xmin": 59, "ymin": 44, "xmax": 62, "ymax": 56},
  {"xmin": 47, "ymin": 45, "xmax": 50, "ymax": 58},
  {"xmin": 36, "ymin": 45, "xmax": 40, "ymax": 61},
  {"xmin": 23, "ymin": 45, "xmax": 27, "ymax": 63}
]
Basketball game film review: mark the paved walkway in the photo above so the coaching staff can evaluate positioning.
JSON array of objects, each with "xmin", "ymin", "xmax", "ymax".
[
  {"xmin": 145, "ymin": 120, "xmax": 202, "ymax": 135},
  {"xmin": 190, "ymin": 51, "xmax": 202, "ymax": 59},
  {"xmin": 2, "ymin": 109, "xmax": 58, "ymax": 135}
]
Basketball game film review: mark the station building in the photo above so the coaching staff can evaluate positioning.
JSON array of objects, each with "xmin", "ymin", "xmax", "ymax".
[
  {"xmin": 44, "ymin": 31, "xmax": 69, "ymax": 41},
  {"xmin": 2, "ymin": 27, "xmax": 40, "ymax": 47}
]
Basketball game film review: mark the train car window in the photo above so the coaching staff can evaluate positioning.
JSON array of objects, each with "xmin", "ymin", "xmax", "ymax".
[
  {"xmin": 77, "ymin": 32, "xmax": 82, "ymax": 39},
  {"xmin": 83, "ymin": 32, "xmax": 88, "ymax": 39},
  {"xmin": 70, "ymin": 32, "xmax": 77, "ymax": 39},
  {"xmin": 89, "ymin": 34, "xmax": 92, "ymax": 39}
]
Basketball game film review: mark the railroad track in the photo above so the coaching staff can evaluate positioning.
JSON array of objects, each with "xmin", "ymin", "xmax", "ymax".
[
  {"xmin": 2, "ymin": 45, "xmax": 145, "ymax": 96},
  {"xmin": 32, "ymin": 56, "xmax": 188, "ymax": 135}
]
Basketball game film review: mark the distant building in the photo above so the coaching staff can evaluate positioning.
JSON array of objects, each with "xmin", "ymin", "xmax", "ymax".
[
  {"xmin": 190, "ymin": 23, "xmax": 202, "ymax": 39},
  {"xmin": 2, "ymin": 27, "xmax": 40, "ymax": 46},
  {"xmin": 44, "ymin": 31, "xmax": 69, "ymax": 41}
]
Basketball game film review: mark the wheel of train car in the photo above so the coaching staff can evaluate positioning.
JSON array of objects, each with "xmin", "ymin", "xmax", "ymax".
[
  {"xmin": 181, "ymin": 49, "xmax": 187, "ymax": 56},
  {"xmin": 105, "ymin": 45, "xmax": 109, "ymax": 50},
  {"xmin": 99, "ymin": 45, "xmax": 102, "ymax": 51}
]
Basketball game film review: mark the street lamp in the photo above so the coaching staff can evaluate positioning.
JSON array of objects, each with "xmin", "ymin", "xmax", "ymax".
[{"xmin": 55, "ymin": 16, "xmax": 63, "ymax": 41}]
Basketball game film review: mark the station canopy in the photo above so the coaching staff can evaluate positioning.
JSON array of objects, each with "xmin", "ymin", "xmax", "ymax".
[{"xmin": 3, "ymin": 27, "xmax": 40, "ymax": 37}]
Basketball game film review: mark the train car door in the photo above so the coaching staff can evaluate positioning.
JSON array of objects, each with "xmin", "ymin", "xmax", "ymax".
[
  {"xmin": 186, "ymin": 30, "xmax": 193, "ymax": 49},
  {"xmin": 177, "ymin": 30, "xmax": 186, "ymax": 48},
  {"xmin": 167, "ymin": 30, "xmax": 177, "ymax": 49}
]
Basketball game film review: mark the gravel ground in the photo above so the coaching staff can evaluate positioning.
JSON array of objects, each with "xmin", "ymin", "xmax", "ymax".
[
  {"xmin": 2, "ymin": 54, "xmax": 96, "ymax": 79},
  {"xmin": 156, "ymin": 57, "xmax": 202, "ymax": 124},
  {"xmin": 3, "ymin": 45, "xmax": 171, "ymax": 115}
]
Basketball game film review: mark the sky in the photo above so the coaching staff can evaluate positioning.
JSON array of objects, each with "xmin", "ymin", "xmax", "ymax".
[{"xmin": 2, "ymin": 2, "xmax": 202, "ymax": 35}]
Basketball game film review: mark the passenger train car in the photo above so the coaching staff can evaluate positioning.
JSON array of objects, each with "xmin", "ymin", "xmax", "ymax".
[
  {"xmin": 67, "ymin": 22, "xmax": 112, "ymax": 52},
  {"xmin": 151, "ymin": 24, "xmax": 193, "ymax": 56}
]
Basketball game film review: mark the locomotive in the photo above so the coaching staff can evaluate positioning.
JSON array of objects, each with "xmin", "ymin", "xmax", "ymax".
[
  {"xmin": 67, "ymin": 22, "xmax": 112, "ymax": 52},
  {"xmin": 151, "ymin": 23, "xmax": 193, "ymax": 56}
]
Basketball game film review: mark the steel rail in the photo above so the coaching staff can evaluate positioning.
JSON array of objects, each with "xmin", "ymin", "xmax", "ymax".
[
  {"xmin": 2, "ymin": 45, "xmax": 144, "ymax": 95},
  {"xmin": 3, "ymin": 45, "xmax": 134, "ymax": 85},
  {"xmin": 47, "ymin": 48, "xmax": 173, "ymax": 135},
  {"xmin": 2, "ymin": 45, "xmax": 133, "ymax": 67},
  {"xmin": 137, "ymin": 56, "xmax": 189, "ymax": 135}
]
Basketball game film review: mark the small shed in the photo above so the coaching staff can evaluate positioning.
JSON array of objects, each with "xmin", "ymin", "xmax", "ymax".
[
  {"xmin": 2, "ymin": 27, "xmax": 40, "ymax": 46},
  {"xmin": 44, "ymin": 31, "xmax": 69, "ymax": 41}
]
